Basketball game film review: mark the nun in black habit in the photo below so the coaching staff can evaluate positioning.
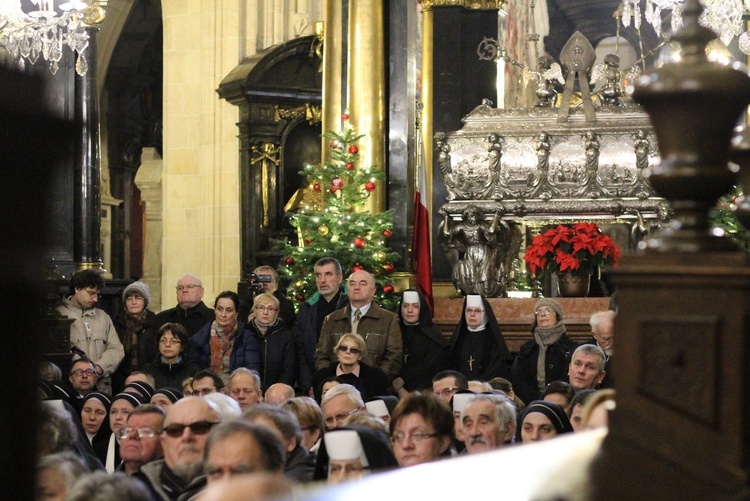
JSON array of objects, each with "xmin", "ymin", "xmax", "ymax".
[
  {"xmin": 396, "ymin": 289, "xmax": 450, "ymax": 392},
  {"xmin": 448, "ymin": 294, "xmax": 512, "ymax": 381}
]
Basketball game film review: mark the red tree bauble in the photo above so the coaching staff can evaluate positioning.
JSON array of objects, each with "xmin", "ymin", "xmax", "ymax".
[
  {"xmin": 354, "ymin": 237, "xmax": 365, "ymax": 248},
  {"xmin": 342, "ymin": 113, "xmax": 349, "ymax": 120},
  {"xmin": 365, "ymin": 182, "xmax": 376, "ymax": 192},
  {"xmin": 382, "ymin": 229, "xmax": 392, "ymax": 239},
  {"xmin": 345, "ymin": 162, "xmax": 354, "ymax": 170},
  {"xmin": 348, "ymin": 145, "xmax": 359, "ymax": 154},
  {"xmin": 304, "ymin": 238, "xmax": 313, "ymax": 244},
  {"xmin": 313, "ymin": 183, "xmax": 321, "ymax": 192},
  {"xmin": 383, "ymin": 284, "xmax": 395, "ymax": 295},
  {"xmin": 384, "ymin": 263, "xmax": 394, "ymax": 273},
  {"xmin": 330, "ymin": 186, "xmax": 338, "ymax": 193},
  {"xmin": 351, "ymin": 264, "xmax": 364, "ymax": 272},
  {"xmin": 331, "ymin": 177, "xmax": 344, "ymax": 189},
  {"xmin": 285, "ymin": 257, "xmax": 295, "ymax": 265},
  {"xmin": 296, "ymin": 294, "xmax": 305, "ymax": 301}
]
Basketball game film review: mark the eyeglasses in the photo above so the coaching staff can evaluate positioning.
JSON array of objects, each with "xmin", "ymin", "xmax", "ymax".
[
  {"xmin": 176, "ymin": 284, "xmax": 202, "ymax": 291},
  {"xmin": 390, "ymin": 432, "xmax": 438, "ymax": 445},
  {"xmin": 71, "ymin": 369, "xmax": 97, "ymax": 377},
  {"xmin": 195, "ymin": 388, "xmax": 216, "ymax": 396},
  {"xmin": 254, "ymin": 306, "xmax": 278, "ymax": 312},
  {"xmin": 433, "ymin": 387, "xmax": 460, "ymax": 397},
  {"xmin": 117, "ymin": 426, "xmax": 159, "ymax": 440},
  {"xmin": 324, "ymin": 408, "xmax": 359, "ymax": 427},
  {"xmin": 337, "ymin": 345, "xmax": 361, "ymax": 354},
  {"xmin": 535, "ymin": 308, "xmax": 554, "ymax": 317},
  {"xmin": 84, "ymin": 289, "xmax": 100, "ymax": 297},
  {"xmin": 465, "ymin": 308, "xmax": 483, "ymax": 315},
  {"xmin": 159, "ymin": 338, "xmax": 181, "ymax": 345},
  {"xmin": 162, "ymin": 420, "xmax": 219, "ymax": 438}
]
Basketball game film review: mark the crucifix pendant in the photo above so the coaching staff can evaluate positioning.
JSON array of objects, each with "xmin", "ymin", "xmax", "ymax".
[{"xmin": 467, "ymin": 355, "xmax": 475, "ymax": 372}]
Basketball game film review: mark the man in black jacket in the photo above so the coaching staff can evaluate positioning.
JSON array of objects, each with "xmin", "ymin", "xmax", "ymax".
[
  {"xmin": 152, "ymin": 274, "xmax": 215, "ymax": 347},
  {"xmin": 296, "ymin": 258, "xmax": 349, "ymax": 394}
]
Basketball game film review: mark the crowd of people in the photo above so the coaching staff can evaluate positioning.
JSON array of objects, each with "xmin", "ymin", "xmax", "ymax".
[{"xmin": 37, "ymin": 258, "xmax": 617, "ymax": 500}]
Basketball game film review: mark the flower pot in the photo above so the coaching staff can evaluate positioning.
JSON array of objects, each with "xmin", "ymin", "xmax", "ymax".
[{"xmin": 556, "ymin": 271, "xmax": 591, "ymax": 297}]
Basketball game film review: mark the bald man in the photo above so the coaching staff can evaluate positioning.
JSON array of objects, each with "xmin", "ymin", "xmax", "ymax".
[
  {"xmin": 314, "ymin": 270, "xmax": 402, "ymax": 380},
  {"xmin": 264, "ymin": 384, "xmax": 295, "ymax": 406}
]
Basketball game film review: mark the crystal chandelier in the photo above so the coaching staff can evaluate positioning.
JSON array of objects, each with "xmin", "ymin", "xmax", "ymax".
[
  {"xmin": 621, "ymin": 0, "xmax": 750, "ymax": 54},
  {"xmin": 0, "ymin": 0, "xmax": 90, "ymax": 75}
]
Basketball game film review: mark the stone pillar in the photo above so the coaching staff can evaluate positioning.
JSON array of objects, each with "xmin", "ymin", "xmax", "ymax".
[
  {"xmin": 74, "ymin": 4, "xmax": 108, "ymax": 271},
  {"xmin": 134, "ymin": 148, "xmax": 164, "ymax": 312},
  {"xmin": 347, "ymin": 0, "xmax": 386, "ymax": 213}
]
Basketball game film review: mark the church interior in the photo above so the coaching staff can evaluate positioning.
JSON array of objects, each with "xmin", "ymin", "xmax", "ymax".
[{"xmin": 4, "ymin": 0, "xmax": 750, "ymax": 498}]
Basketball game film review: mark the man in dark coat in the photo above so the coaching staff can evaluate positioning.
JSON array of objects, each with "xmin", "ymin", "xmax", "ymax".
[
  {"xmin": 296, "ymin": 258, "xmax": 349, "ymax": 393},
  {"xmin": 150, "ymin": 274, "xmax": 214, "ymax": 365},
  {"xmin": 394, "ymin": 289, "xmax": 449, "ymax": 395},
  {"xmin": 584, "ymin": 310, "xmax": 615, "ymax": 388},
  {"xmin": 448, "ymin": 295, "xmax": 512, "ymax": 381}
]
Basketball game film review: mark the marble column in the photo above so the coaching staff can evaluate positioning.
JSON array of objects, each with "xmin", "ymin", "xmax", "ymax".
[{"xmin": 134, "ymin": 148, "xmax": 164, "ymax": 311}]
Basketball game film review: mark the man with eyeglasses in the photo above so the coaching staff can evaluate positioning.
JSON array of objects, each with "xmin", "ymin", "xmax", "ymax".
[
  {"xmin": 65, "ymin": 359, "xmax": 101, "ymax": 410},
  {"xmin": 136, "ymin": 397, "xmax": 222, "ymax": 500},
  {"xmin": 151, "ymin": 274, "xmax": 214, "ymax": 360},
  {"xmin": 57, "ymin": 269, "xmax": 124, "ymax": 396},
  {"xmin": 315, "ymin": 270, "xmax": 402, "ymax": 381},
  {"xmin": 431, "ymin": 370, "xmax": 469, "ymax": 404},
  {"xmin": 585, "ymin": 310, "xmax": 616, "ymax": 388},
  {"xmin": 118, "ymin": 404, "xmax": 166, "ymax": 476},
  {"xmin": 192, "ymin": 370, "xmax": 226, "ymax": 396},
  {"xmin": 320, "ymin": 384, "xmax": 365, "ymax": 430}
]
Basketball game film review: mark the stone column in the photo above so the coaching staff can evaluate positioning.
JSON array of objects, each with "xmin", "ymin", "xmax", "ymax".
[
  {"xmin": 347, "ymin": 0, "xmax": 386, "ymax": 213},
  {"xmin": 134, "ymin": 148, "xmax": 163, "ymax": 311},
  {"xmin": 321, "ymin": 0, "xmax": 344, "ymax": 164}
]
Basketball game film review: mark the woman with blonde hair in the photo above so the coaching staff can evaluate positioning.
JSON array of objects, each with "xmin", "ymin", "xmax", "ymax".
[
  {"xmin": 311, "ymin": 333, "xmax": 389, "ymax": 402},
  {"xmin": 246, "ymin": 292, "xmax": 297, "ymax": 391}
]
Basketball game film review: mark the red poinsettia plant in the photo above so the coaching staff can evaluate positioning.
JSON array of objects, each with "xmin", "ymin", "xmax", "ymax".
[{"xmin": 523, "ymin": 222, "xmax": 622, "ymax": 276}]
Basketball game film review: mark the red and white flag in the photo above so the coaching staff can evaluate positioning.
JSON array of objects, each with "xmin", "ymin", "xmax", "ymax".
[{"xmin": 413, "ymin": 143, "xmax": 434, "ymax": 312}]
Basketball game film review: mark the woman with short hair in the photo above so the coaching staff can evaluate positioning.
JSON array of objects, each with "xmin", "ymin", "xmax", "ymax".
[
  {"xmin": 311, "ymin": 333, "xmax": 389, "ymax": 402},
  {"xmin": 245, "ymin": 292, "xmax": 297, "ymax": 391},
  {"xmin": 389, "ymin": 392, "xmax": 454, "ymax": 467},
  {"xmin": 141, "ymin": 323, "xmax": 201, "ymax": 390}
]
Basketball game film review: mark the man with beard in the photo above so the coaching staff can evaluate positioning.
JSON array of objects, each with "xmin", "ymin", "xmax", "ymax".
[
  {"xmin": 461, "ymin": 393, "xmax": 517, "ymax": 454},
  {"xmin": 136, "ymin": 397, "xmax": 222, "ymax": 500}
]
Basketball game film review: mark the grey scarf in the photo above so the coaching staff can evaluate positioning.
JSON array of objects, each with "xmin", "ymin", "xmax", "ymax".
[{"xmin": 533, "ymin": 321, "xmax": 566, "ymax": 391}]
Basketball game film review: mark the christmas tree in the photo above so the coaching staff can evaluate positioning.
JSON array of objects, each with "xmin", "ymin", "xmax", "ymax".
[{"xmin": 279, "ymin": 117, "xmax": 401, "ymax": 311}]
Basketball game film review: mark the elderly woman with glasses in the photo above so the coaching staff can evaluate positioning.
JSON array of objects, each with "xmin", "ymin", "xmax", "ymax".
[
  {"xmin": 389, "ymin": 392, "xmax": 454, "ymax": 467},
  {"xmin": 142, "ymin": 323, "xmax": 201, "ymax": 390},
  {"xmin": 311, "ymin": 333, "xmax": 389, "ymax": 403},
  {"xmin": 511, "ymin": 298, "xmax": 578, "ymax": 405},
  {"xmin": 245, "ymin": 292, "xmax": 297, "ymax": 391},
  {"xmin": 188, "ymin": 291, "xmax": 262, "ymax": 387}
]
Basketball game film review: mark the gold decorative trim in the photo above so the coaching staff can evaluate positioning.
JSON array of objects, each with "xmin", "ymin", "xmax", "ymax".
[
  {"xmin": 274, "ymin": 104, "xmax": 322, "ymax": 125},
  {"xmin": 82, "ymin": 1, "xmax": 107, "ymax": 28},
  {"xmin": 419, "ymin": 0, "xmax": 504, "ymax": 11},
  {"xmin": 251, "ymin": 143, "xmax": 280, "ymax": 228}
]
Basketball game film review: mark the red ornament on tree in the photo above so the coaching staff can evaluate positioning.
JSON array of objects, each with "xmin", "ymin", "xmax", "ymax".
[
  {"xmin": 348, "ymin": 145, "xmax": 359, "ymax": 154},
  {"xmin": 351, "ymin": 264, "xmax": 364, "ymax": 272},
  {"xmin": 284, "ymin": 257, "xmax": 295, "ymax": 266},
  {"xmin": 296, "ymin": 294, "xmax": 305, "ymax": 301},
  {"xmin": 365, "ymin": 182, "xmax": 376, "ymax": 192},
  {"xmin": 383, "ymin": 284, "xmax": 395, "ymax": 295},
  {"xmin": 331, "ymin": 177, "xmax": 344, "ymax": 189},
  {"xmin": 354, "ymin": 237, "xmax": 366, "ymax": 249},
  {"xmin": 382, "ymin": 229, "xmax": 392, "ymax": 239},
  {"xmin": 345, "ymin": 162, "xmax": 354, "ymax": 170},
  {"xmin": 313, "ymin": 183, "xmax": 321, "ymax": 192},
  {"xmin": 342, "ymin": 113, "xmax": 349, "ymax": 121},
  {"xmin": 329, "ymin": 140, "xmax": 340, "ymax": 149},
  {"xmin": 384, "ymin": 263, "xmax": 394, "ymax": 273},
  {"xmin": 304, "ymin": 238, "xmax": 313, "ymax": 245}
]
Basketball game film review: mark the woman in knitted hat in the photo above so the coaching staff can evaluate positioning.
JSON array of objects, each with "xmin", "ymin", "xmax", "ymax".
[
  {"xmin": 113, "ymin": 281, "xmax": 156, "ymax": 391},
  {"xmin": 511, "ymin": 298, "xmax": 578, "ymax": 405},
  {"xmin": 517, "ymin": 400, "xmax": 574, "ymax": 443}
]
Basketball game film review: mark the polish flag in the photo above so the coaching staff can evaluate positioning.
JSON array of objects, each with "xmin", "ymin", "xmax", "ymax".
[{"xmin": 413, "ymin": 145, "xmax": 434, "ymax": 312}]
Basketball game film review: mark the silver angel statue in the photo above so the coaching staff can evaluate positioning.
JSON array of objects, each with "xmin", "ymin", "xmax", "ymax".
[{"xmin": 439, "ymin": 206, "xmax": 510, "ymax": 298}]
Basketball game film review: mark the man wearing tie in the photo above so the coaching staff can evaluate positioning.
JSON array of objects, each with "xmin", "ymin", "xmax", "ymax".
[{"xmin": 314, "ymin": 270, "xmax": 402, "ymax": 381}]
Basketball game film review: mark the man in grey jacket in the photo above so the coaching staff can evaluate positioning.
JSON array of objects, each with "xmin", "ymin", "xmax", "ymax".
[{"xmin": 56, "ymin": 269, "xmax": 124, "ymax": 395}]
